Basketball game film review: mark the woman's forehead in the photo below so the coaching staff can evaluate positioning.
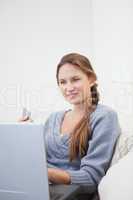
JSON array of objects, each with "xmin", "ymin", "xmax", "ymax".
[{"xmin": 58, "ymin": 63, "xmax": 85, "ymax": 78}]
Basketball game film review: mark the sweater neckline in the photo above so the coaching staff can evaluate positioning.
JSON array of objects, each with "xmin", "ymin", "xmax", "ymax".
[{"xmin": 58, "ymin": 109, "xmax": 71, "ymax": 137}]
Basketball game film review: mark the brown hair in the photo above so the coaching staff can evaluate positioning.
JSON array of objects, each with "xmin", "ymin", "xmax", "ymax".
[{"xmin": 56, "ymin": 53, "xmax": 99, "ymax": 161}]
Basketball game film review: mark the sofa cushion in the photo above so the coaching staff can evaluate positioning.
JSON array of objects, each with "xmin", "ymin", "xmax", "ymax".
[
  {"xmin": 110, "ymin": 133, "xmax": 133, "ymax": 166},
  {"xmin": 98, "ymin": 149, "xmax": 133, "ymax": 200}
]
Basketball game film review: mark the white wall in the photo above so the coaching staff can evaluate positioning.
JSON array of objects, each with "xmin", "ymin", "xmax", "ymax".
[
  {"xmin": 91, "ymin": 0, "xmax": 133, "ymax": 134},
  {"xmin": 0, "ymin": 0, "xmax": 133, "ymax": 134},
  {"xmin": 0, "ymin": 0, "xmax": 92, "ymax": 122}
]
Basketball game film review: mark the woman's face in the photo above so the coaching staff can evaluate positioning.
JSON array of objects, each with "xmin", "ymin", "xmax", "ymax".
[{"xmin": 58, "ymin": 63, "xmax": 95, "ymax": 105}]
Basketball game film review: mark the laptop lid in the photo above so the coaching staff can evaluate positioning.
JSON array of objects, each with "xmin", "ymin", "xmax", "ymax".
[{"xmin": 0, "ymin": 123, "xmax": 50, "ymax": 200}]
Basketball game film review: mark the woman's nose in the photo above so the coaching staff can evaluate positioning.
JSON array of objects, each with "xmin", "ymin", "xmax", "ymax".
[{"xmin": 65, "ymin": 82, "xmax": 75, "ymax": 92}]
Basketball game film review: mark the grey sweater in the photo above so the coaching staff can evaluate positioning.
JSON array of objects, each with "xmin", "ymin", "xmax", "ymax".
[{"xmin": 44, "ymin": 104, "xmax": 121, "ymax": 185}]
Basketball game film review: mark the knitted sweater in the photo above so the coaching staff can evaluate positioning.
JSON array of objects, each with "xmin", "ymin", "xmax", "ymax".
[{"xmin": 44, "ymin": 104, "xmax": 121, "ymax": 185}]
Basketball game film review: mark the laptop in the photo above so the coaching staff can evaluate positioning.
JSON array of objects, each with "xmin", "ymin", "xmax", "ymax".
[{"xmin": 0, "ymin": 123, "xmax": 82, "ymax": 200}]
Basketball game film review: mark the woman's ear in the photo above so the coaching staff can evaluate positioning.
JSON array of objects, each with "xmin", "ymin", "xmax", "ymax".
[
  {"xmin": 90, "ymin": 80, "xmax": 97, "ymax": 88},
  {"xmin": 87, "ymin": 72, "xmax": 97, "ymax": 88},
  {"xmin": 89, "ymin": 75, "xmax": 97, "ymax": 87}
]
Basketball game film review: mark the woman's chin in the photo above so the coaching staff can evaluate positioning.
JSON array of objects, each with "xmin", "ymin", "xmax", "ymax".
[{"xmin": 66, "ymin": 98, "xmax": 82, "ymax": 105}]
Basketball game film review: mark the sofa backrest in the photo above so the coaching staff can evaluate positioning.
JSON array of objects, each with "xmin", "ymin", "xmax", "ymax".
[
  {"xmin": 110, "ymin": 132, "xmax": 133, "ymax": 166},
  {"xmin": 98, "ymin": 148, "xmax": 133, "ymax": 200},
  {"xmin": 98, "ymin": 133, "xmax": 133, "ymax": 200}
]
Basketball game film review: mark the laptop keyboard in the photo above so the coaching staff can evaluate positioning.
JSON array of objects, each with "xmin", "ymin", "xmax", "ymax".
[
  {"xmin": 49, "ymin": 184, "xmax": 81, "ymax": 200},
  {"xmin": 50, "ymin": 191, "xmax": 63, "ymax": 200}
]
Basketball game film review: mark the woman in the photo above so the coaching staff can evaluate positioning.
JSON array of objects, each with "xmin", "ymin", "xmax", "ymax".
[
  {"xmin": 44, "ymin": 53, "xmax": 121, "ymax": 186},
  {"xmin": 21, "ymin": 53, "xmax": 121, "ymax": 186}
]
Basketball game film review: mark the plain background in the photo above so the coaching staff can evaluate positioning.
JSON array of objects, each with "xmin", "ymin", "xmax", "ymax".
[{"xmin": 0, "ymin": 0, "xmax": 133, "ymax": 134}]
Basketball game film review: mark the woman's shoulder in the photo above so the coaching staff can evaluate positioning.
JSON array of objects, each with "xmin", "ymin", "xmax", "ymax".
[
  {"xmin": 90, "ymin": 104, "xmax": 120, "ymax": 138},
  {"xmin": 43, "ymin": 110, "xmax": 66, "ymax": 129},
  {"xmin": 46, "ymin": 110, "xmax": 66, "ymax": 121},
  {"xmin": 94, "ymin": 103, "xmax": 117, "ymax": 115},
  {"xmin": 91, "ymin": 103, "xmax": 118, "ymax": 122}
]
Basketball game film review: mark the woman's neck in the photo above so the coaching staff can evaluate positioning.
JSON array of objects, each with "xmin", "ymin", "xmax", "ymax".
[
  {"xmin": 72, "ymin": 103, "xmax": 96, "ymax": 116},
  {"xmin": 72, "ymin": 104, "xmax": 88, "ymax": 115}
]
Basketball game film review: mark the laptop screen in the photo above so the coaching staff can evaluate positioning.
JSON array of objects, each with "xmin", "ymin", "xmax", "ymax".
[{"xmin": 0, "ymin": 123, "xmax": 50, "ymax": 200}]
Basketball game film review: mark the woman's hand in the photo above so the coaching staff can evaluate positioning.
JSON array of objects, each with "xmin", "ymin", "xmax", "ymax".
[
  {"xmin": 18, "ymin": 108, "xmax": 33, "ymax": 122},
  {"xmin": 48, "ymin": 168, "xmax": 71, "ymax": 184},
  {"xmin": 18, "ymin": 116, "xmax": 33, "ymax": 122}
]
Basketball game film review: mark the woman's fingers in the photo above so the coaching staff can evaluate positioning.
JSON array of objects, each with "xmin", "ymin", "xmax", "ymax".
[{"xmin": 18, "ymin": 116, "xmax": 33, "ymax": 122}]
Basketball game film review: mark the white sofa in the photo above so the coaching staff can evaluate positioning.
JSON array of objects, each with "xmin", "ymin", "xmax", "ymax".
[{"xmin": 98, "ymin": 133, "xmax": 133, "ymax": 200}]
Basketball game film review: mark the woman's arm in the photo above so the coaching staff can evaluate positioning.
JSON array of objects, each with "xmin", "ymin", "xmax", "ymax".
[
  {"xmin": 66, "ymin": 110, "xmax": 121, "ymax": 185},
  {"xmin": 48, "ymin": 168, "xmax": 71, "ymax": 184}
]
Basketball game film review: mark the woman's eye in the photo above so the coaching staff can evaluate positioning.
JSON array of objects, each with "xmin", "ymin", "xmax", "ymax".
[
  {"xmin": 59, "ymin": 81, "xmax": 66, "ymax": 85},
  {"xmin": 73, "ymin": 78, "xmax": 80, "ymax": 82}
]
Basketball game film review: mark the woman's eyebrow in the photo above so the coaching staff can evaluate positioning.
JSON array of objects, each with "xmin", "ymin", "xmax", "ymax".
[
  {"xmin": 59, "ymin": 75, "xmax": 80, "ymax": 81},
  {"xmin": 59, "ymin": 78, "xmax": 65, "ymax": 81},
  {"xmin": 71, "ymin": 75, "xmax": 80, "ymax": 78}
]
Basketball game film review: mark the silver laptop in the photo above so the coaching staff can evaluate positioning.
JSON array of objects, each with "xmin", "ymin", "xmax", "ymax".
[{"xmin": 0, "ymin": 123, "xmax": 50, "ymax": 200}]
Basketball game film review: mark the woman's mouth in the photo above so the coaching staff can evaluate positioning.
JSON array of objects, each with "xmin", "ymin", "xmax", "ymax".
[{"xmin": 66, "ymin": 93, "xmax": 78, "ymax": 99}]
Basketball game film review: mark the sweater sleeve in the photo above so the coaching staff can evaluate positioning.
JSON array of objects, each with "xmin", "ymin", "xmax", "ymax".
[{"xmin": 66, "ymin": 111, "xmax": 121, "ymax": 185}]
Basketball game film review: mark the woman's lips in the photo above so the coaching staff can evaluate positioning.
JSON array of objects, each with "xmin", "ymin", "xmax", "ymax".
[{"xmin": 66, "ymin": 93, "xmax": 78, "ymax": 98}]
